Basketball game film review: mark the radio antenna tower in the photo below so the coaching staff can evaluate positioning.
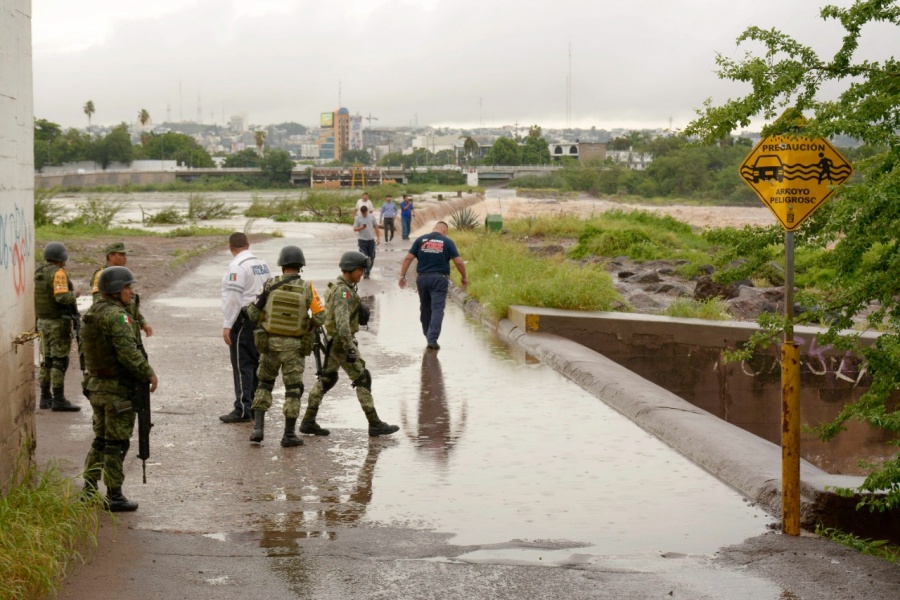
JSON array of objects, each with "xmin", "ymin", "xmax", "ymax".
[{"xmin": 566, "ymin": 41, "xmax": 572, "ymax": 129}]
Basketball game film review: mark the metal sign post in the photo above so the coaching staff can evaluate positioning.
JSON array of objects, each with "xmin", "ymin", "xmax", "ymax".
[{"xmin": 739, "ymin": 117, "xmax": 852, "ymax": 535}]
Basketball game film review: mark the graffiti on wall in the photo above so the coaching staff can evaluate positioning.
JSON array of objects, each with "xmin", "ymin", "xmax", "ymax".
[
  {"xmin": 733, "ymin": 334, "xmax": 868, "ymax": 386},
  {"xmin": 0, "ymin": 203, "xmax": 33, "ymax": 297}
]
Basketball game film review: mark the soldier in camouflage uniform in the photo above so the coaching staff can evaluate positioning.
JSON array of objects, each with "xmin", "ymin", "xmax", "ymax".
[
  {"xmin": 245, "ymin": 245, "xmax": 326, "ymax": 447},
  {"xmin": 34, "ymin": 241, "xmax": 81, "ymax": 411},
  {"xmin": 302, "ymin": 251, "xmax": 399, "ymax": 437},
  {"xmin": 90, "ymin": 242, "xmax": 153, "ymax": 336},
  {"xmin": 81, "ymin": 267, "xmax": 159, "ymax": 512}
]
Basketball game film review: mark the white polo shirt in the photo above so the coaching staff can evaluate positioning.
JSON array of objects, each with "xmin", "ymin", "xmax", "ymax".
[{"xmin": 221, "ymin": 249, "xmax": 272, "ymax": 328}]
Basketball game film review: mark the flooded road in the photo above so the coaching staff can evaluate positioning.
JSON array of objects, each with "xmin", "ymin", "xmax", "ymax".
[{"xmin": 45, "ymin": 198, "xmax": 900, "ymax": 599}]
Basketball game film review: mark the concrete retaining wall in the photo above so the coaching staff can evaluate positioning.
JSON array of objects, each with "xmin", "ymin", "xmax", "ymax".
[
  {"xmin": 0, "ymin": 0, "xmax": 36, "ymax": 491},
  {"xmin": 36, "ymin": 170, "xmax": 177, "ymax": 188}
]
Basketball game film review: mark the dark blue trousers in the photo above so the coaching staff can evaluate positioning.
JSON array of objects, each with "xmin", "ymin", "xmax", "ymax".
[
  {"xmin": 229, "ymin": 313, "xmax": 259, "ymax": 417},
  {"xmin": 358, "ymin": 239, "xmax": 376, "ymax": 276},
  {"xmin": 416, "ymin": 273, "xmax": 449, "ymax": 345}
]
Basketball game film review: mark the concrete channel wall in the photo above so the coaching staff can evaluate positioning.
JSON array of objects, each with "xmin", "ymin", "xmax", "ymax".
[
  {"xmin": 449, "ymin": 292, "xmax": 900, "ymax": 539},
  {"xmin": 0, "ymin": 0, "xmax": 36, "ymax": 491}
]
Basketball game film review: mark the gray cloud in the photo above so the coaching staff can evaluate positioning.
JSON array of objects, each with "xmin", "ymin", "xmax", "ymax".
[{"xmin": 32, "ymin": 0, "xmax": 900, "ymax": 131}]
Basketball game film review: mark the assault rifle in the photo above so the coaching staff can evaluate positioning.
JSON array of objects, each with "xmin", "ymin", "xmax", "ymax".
[
  {"xmin": 312, "ymin": 326, "xmax": 325, "ymax": 377},
  {"xmin": 134, "ymin": 344, "xmax": 153, "ymax": 484},
  {"xmin": 65, "ymin": 281, "xmax": 85, "ymax": 372}
]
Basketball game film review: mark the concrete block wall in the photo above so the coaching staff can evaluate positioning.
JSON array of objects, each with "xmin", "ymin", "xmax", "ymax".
[{"xmin": 0, "ymin": 0, "xmax": 36, "ymax": 490}]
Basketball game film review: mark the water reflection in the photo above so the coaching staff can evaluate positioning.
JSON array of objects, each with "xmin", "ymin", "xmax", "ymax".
[{"xmin": 400, "ymin": 351, "xmax": 467, "ymax": 464}]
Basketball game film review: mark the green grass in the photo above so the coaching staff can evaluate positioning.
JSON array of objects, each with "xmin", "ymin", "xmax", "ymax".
[
  {"xmin": 453, "ymin": 230, "xmax": 623, "ymax": 320},
  {"xmin": 815, "ymin": 524, "xmax": 900, "ymax": 563},
  {"xmin": 0, "ymin": 454, "xmax": 101, "ymax": 599},
  {"xmin": 663, "ymin": 298, "xmax": 731, "ymax": 320}
]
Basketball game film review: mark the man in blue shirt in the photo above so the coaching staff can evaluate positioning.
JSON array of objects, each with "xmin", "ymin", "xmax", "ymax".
[
  {"xmin": 398, "ymin": 221, "xmax": 468, "ymax": 350},
  {"xmin": 379, "ymin": 195, "xmax": 398, "ymax": 242}
]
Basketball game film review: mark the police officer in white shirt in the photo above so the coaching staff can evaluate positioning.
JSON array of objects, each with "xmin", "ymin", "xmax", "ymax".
[{"xmin": 220, "ymin": 232, "xmax": 272, "ymax": 423}]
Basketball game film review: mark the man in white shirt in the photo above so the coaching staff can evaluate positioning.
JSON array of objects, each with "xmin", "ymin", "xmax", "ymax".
[
  {"xmin": 353, "ymin": 205, "xmax": 380, "ymax": 278},
  {"xmin": 220, "ymin": 232, "xmax": 272, "ymax": 422},
  {"xmin": 354, "ymin": 192, "xmax": 374, "ymax": 218}
]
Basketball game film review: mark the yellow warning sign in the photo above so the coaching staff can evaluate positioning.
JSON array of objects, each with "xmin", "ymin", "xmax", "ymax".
[{"xmin": 739, "ymin": 135, "xmax": 852, "ymax": 231}]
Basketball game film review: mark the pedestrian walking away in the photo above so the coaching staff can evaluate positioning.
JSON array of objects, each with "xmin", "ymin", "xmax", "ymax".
[
  {"xmin": 90, "ymin": 242, "xmax": 153, "ymax": 336},
  {"xmin": 245, "ymin": 245, "xmax": 326, "ymax": 447},
  {"xmin": 221, "ymin": 232, "xmax": 272, "ymax": 423},
  {"xmin": 400, "ymin": 194, "xmax": 415, "ymax": 240},
  {"xmin": 80, "ymin": 266, "xmax": 159, "ymax": 512},
  {"xmin": 302, "ymin": 251, "xmax": 399, "ymax": 437},
  {"xmin": 354, "ymin": 191, "xmax": 374, "ymax": 218},
  {"xmin": 380, "ymin": 194, "xmax": 397, "ymax": 242},
  {"xmin": 398, "ymin": 221, "xmax": 468, "ymax": 350},
  {"xmin": 34, "ymin": 241, "xmax": 82, "ymax": 411},
  {"xmin": 353, "ymin": 205, "xmax": 380, "ymax": 278}
]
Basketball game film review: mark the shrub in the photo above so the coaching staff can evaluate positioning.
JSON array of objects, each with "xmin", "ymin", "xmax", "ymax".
[
  {"xmin": 67, "ymin": 196, "xmax": 125, "ymax": 229},
  {"xmin": 187, "ymin": 193, "xmax": 233, "ymax": 220},
  {"xmin": 34, "ymin": 186, "xmax": 66, "ymax": 227},
  {"xmin": 143, "ymin": 206, "xmax": 186, "ymax": 225},
  {"xmin": 449, "ymin": 206, "xmax": 481, "ymax": 230}
]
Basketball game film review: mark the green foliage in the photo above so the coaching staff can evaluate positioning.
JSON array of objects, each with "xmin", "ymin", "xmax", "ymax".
[
  {"xmin": 484, "ymin": 137, "xmax": 522, "ymax": 166},
  {"xmin": 34, "ymin": 187, "xmax": 66, "ymax": 227},
  {"xmin": 136, "ymin": 132, "xmax": 214, "ymax": 168},
  {"xmin": 449, "ymin": 206, "xmax": 481, "ymax": 230},
  {"xmin": 143, "ymin": 206, "xmax": 186, "ymax": 225},
  {"xmin": 341, "ymin": 149, "xmax": 372, "ymax": 165},
  {"xmin": 163, "ymin": 226, "xmax": 235, "ymax": 238},
  {"xmin": 259, "ymin": 149, "xmax": 294, "ymax": 184},
  {"xmin": 407, "ymin": 170, "xmax": 466, "ymax": 185},
  {"xmin": 453, "ymin": 230, "xmax": 623, "ymax": 319},
  {"xmin": 0, "ymin": 453, "xmax": 100, "ymax": 599},
  {"xmin": 68, "ymin": 196, "xmax": 125, "ymax": 229},
  {"xmin": 664, "ymin": 298, "xmax": 731, "ymax": 320},
  {"xmin": 522, "ymin": 132, "xmax": 551, "ymax": 164},
  {"xmin": 187, "ymin": 193, "xmax": 233, "ymax": 220},
  {"xmin": 244, "ymin": 191, "xmax": 356, "ymax": 224},
  {"xmin": 568, "ymin": 209, "xmax": 710, "ymax": 267},
  {"xmin": 685, "ymin": 0, "xmax": 900, "ymax": 506},
  {"xmin": 222, "ymin": 148, "xmax": 261, "ymax": 169},
  {"xmin": 90, "ymin": 123, "xmax": 133, "ymax": 169},
  {"xmin": 815, "ymin": 524, "xmax": 900, "ymax": 563}
]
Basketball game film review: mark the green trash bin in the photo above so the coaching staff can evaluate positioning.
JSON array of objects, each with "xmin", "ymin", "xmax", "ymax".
[{"xmin": 485, "ymin": 214, "xmax": 502, "ymax": 232}]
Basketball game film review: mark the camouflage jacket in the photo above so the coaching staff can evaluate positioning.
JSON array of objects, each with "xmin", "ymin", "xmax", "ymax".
[
  {"xmin": 82, "ymin": 298, "xmax": 154, "ymax": 394},
  {"xmin": 324, "ymin": 276, "xmax": 360, "ymax": 349}
]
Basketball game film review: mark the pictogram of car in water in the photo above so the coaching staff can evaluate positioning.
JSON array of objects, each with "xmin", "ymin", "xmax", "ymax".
[{"xmin": 751, "ymin": 155, "xmax": 784, "ymax": 182}]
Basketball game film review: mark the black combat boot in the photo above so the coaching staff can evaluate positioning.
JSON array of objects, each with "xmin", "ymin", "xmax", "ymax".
[
  {"xmin": 250, "ymin": 410, "xmax": 265, "ymax": 443},
  {"xmin": 106, "ymin": 488, "xmax": 138, "ymax": 512},
  {"xmin": 281, "ymin": 418, "xmax": 304, "ymax": 447},
  {"xmin": 39, "ymin": 382, "xmax": 52, "ymax": 409},
  {"xmin": 299, "ymin": 420, "xmax": 330, "ymax": 436},
  {"xmin": 299, "ymin": 407, "xmax": 330, "ymax": 436},
  {"xmin": 368, "ymin": 421, "xmax": 400, "ymax": 437},
  {"xmin": 51, "ymin": 386, "xmax": 81, "ymax": 412}
]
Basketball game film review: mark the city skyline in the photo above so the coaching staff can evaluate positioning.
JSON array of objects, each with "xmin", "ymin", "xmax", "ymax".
[{"xmin": 32, "ymin": 1, "xmax": 899, "ymax": 132}]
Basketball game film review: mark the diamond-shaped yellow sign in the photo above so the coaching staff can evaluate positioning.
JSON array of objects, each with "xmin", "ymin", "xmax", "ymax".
[{"xmin": 740, "ymin": 135, "xmax": 852, "ymax": 231}]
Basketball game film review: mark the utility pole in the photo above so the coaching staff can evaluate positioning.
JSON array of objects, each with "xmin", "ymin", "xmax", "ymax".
[{"xmin": 366, "ymin": 113, "xmax": 379, "ymax": 129}]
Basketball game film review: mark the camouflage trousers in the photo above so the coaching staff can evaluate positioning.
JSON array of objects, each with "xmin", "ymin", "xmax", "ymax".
[
  {"xmin": 252, "ymin": 348, "xmax": 308, "ymax": 419},
  {"xmin": 83, "ymin": 390, "xmax": 136, "ymax": 489},
  {"xmin": 306, "ymin": 341, "xmax": 377, "ymax": 422},
  {"xmin": 37, "ymin": 318, "xmax": 72, "ymax": 388}
]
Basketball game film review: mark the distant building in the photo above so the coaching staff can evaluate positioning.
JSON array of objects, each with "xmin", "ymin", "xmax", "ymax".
[
  {"xmin": 549, "ymin": 142, "xmax": 607, "ymax": 164},
  {"xmin": 607, "ymin": 149, "xmax": 653, "ymax": 170},
  {"xmin": 317, "ymin": 108, "xmax": 351, "ymax": 161}
]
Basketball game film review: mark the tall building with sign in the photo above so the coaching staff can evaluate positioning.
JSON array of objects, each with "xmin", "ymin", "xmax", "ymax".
[{"xmin": 316, "ymin": 107, "xmax": 351, "ymax": 161}]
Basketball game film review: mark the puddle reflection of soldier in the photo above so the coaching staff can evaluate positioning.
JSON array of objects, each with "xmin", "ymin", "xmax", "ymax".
[
  {"xmin": 400, "ymin": 351, "xmax": 467, "ymax": 464},
  {"xmin": 255, "ymin": 440, "xmax": 393, "ymax": 556}
]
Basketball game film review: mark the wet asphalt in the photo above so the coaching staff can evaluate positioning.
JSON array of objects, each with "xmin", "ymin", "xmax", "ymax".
[{"xmin": 39, "ymin": 201, "xmax": 900, "ymax": 599}]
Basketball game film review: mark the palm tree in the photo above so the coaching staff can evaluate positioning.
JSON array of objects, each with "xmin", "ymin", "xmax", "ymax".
[
  {"xmin": 83, "ymin": 100, "xmax": 95, "ymax": 131},
  {"xmin": 138, "ymin": 109, "xmax": 151, "ymax": 146},
  {"xmin": 460, "ymin": 135, "xmax": 478, "ymax": 163},
  {"xmin": 254, "ymin": 130, "xmax": 266, "ymax": 156}
]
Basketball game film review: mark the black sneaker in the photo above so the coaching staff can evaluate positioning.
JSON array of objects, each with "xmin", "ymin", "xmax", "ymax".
[
  {"xmin": 426, "ymin": 342, "xmax": 440, "ymax": 350},
  {"xmin": 220, "ymin": 411, "xmax": 252, "ymax": 423},
  {"xmin": 368, "ymin": 421, "xmax": 399, "ymax": 437},
  {"xmin": 299, "ymin": 421, "xmax": 330, "ymax": 436}
]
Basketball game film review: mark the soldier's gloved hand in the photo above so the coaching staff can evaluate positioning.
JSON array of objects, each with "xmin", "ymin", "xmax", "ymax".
[{"xmin": 346, "ymin": 346, "xmax": 358, "ymax": 364}]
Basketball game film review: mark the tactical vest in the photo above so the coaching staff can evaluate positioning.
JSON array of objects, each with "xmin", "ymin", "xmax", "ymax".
[
  {"xmin": 34, "ymin": 263, "xmax": 67, "ymax": 319},
  {"xmin": 81, "ymin": 303, "xmax": 126, "ymax": 379},
  {"xmin": 261, "ymin": 279, "xmax": 311, "ymax": 336}
]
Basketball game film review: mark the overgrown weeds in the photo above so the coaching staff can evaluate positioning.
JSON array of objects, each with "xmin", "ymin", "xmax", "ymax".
[
  {"xmin": 452, "ymin": 230, "xmax": 623, "ymax": 319},
  {"xmin": 34, "ymin": 186, "xmax": 67, "ymax": 226},
  {"xmin": 815, "ymin": 524, "xmax": 900, "ymax": 563},
  {"xmin": 0, "ymin": 451, "xmax": 101, "ymax": 599},
  {"xmin": 663, "ymin": 298, "xmax": 731, "ymax": 320},
  {"xmin": 69, "ymin": 196, "xmax": 125, "ymax": 229}
]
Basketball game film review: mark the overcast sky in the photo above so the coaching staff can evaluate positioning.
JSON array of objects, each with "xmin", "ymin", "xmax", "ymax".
[{"xmin": 31, "ymin": 0, "xmax": 899, "ymax": 132}]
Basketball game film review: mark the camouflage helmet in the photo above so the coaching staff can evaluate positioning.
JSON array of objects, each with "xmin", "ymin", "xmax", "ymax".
[
  {"xmin": 339, "ymin": 251, "xmax": 371, "ymax": 272},
  {"xmin": 98, "ymin": 266, "xmax": 137, "ymax": 295},
  {"xmin": 277, "ymin": 245, "xmax": 306, "ymax": 268},
  {"xmin": 43, "ymin": 242, "xmax": 68, "ymax": 263}
]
